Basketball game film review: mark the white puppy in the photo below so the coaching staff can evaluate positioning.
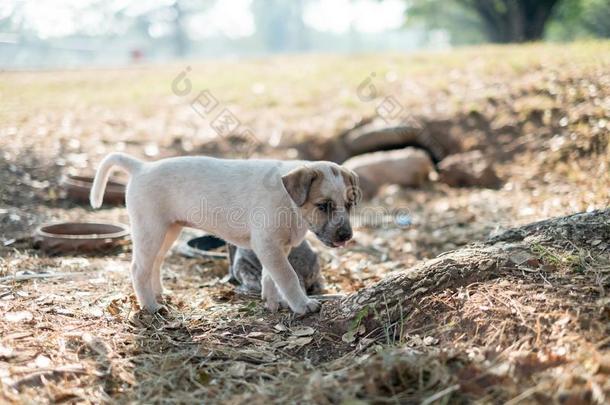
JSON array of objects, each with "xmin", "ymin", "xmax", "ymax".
[{"xmin": 90, "ymin": 153, "xmax": 359, "ymax": 314}]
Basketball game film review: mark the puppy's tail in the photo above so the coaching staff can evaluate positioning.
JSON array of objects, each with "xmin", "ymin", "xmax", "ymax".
[{"xmin": 90, "ymin": 153, "xmax": 142, "ymax": 209}]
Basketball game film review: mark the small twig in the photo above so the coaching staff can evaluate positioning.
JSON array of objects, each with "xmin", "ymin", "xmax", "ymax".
[
  {"xmin": 537, "ymin": 270, "xmax": 553, "ymax": 287},
  {"xmin": 0, "ymin": 271, "xmax": 90, "ymax": 284},
  {"xmin": 595, "ymin": 335, "xmax": 610, "ymax": 349},
  {"xmin": 421, "ymin": 384, "xmax": 460, "ymax": 405},
  {"xmin": 505, "ymin": 385, "xmax": 540, "ymax": 405},
  {"xmin": 0, "ymin": 290, "xmax": 13, "ymax": 299},
  {"xmin": 309, "ymin": 293, "xmax": 346, "ymax": 301},
  {"xmin": 11, "ymin": 364, "xmax": 88, "ymax": 389}
]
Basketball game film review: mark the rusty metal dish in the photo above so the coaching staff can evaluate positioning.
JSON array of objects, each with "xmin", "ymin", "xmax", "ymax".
[
  {"xmin": 178, "ymin": 235, "xmax": 227, "ymax": 259},
  {"xmin": 61, "ymin": 175, "xmax": 126, "ymax": 205},
  {"xmin": 33, "ymin": 222, "xmax": 129, "ymax": 255}
]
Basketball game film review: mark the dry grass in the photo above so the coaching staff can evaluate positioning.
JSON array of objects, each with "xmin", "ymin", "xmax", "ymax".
[{"xmin": 1, "ymin": 41, "xmax": 609, "ymax": 403}]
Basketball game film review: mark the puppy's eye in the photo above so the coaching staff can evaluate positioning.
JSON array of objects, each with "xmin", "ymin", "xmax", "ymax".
[{"xmin": 316, "ymin": 201, "xmax": 332, "ymax": 213}]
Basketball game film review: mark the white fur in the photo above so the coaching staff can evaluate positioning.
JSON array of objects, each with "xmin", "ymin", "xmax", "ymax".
[{"xmin": 90, "ymin": 153, "xmax": 334, "ymax": 314}]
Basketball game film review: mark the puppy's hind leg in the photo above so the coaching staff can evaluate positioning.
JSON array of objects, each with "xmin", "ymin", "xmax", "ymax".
[
  {"xmin": 130, "ymin": 220, "xmax": 168, "ymax": 313},
  {"xmin": 151, "ymin": 223, "xmax": 182, "ymax": 301}
]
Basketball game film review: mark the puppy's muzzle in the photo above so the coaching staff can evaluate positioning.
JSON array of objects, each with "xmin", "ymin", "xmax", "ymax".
[
  {"xmin": 335, "ymin": 226, "xmax": 352, "ymax": 242},
  {"xmin": 331, "ymin": 223, "xmax": 352, "ymax": 247}
]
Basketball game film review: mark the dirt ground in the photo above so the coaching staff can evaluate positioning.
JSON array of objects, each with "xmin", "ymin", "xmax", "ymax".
[{"xmin": 0, "ymin": 42, "xmax": 609, "ymax": 404}]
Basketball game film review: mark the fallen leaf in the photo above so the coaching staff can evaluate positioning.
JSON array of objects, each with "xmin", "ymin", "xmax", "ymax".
[
  {"xmin": 118, "ymin": 370, "xmax": 137, "ymax": 386},
  {"xmin": 5, "ymin": 311, "xmax": 33, "ymax": 322},
  {"xmin": 54, "ymin": 308, "xmax": 75, "ymax": 316},
  {"xmin": 229, "ymin": 362, "xmax": 246, "ymax": 377},
  {"xmin": 196, "ymin": 370, "xmax": 211, "ymax": 385},
  {"xmin": 342, "ymin": 332, "xmax": 356, "ymax": 343},
  {"xmin": 88, "ymin": 307, "xmax": 104, "ymax": 318},
  {"xmin": 272, "ymin": 340, "xmax": 289, "ymax": 349},
  {"xmin": 287, "ymin": 336, "xmax": 313, "ymax": 348},
  {"xmin": 274, "ymin": 323, "xmax": 288, "ymax": 332},
  {"xmin": 508, "ymin": 250, "xmax": 537, "ymax": 266},
  {"xmin": 3, "ymin": 331, "xmax": 32, "ymax": 340},
  {"xmin": 52, "ymin": 392, "xmax": 80, "ymax": 403},
  {"xmin": 82, "ymin": 333, "xmax": 109, "ymax": 356},
  {"xmin": 0, "ymin": 345, "xmax": 14, "ymax": 359},
  {"xmin": 291, "ymin": 326, "xmax": 315, "ymax": 337},
  {"xmin": 423, "ymin": 336, "xmax": 439, "ymax": 346},
  {"xmin": 34, "ymin": 354, "xmax": 51, "ymax": 368},
  {"xmin": 107, "ymin": 300, "xmax": 121, "ymax": 316}
]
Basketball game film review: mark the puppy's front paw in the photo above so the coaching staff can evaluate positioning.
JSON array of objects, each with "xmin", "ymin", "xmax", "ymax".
[
  {"xmin": 305, "ymin": 298, "xmax": 321, "ymax": 313},
  {"xmin": 292, "ymin": 298, "xmax": 321, "ymax": 315},
  {"xmin": 143, "ymin": 302, "xmax": 162, "ymax": 314},
  {"xmin": 262, "ymin": 284, "xmax": 282, "ymax": 313},
  {"xmin": 264, "ymin": 297, "xmax": 280, "ymax": 313},
  {"xmin": 264, "ymin": 296, "xmax": 291, "ymax": 312}
]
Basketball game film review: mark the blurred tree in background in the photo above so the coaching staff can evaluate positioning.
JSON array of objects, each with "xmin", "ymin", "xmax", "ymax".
[
  {"xmin": 406, "ymin": 0, "xmax": 610, "ymax": 44},
  {"xmin": 579, "ymin": 0, "xmax": 610, "ymax": 37},
  {"xmin": 406, "ymin": 0, "xmax": 486, "ymax": 44},
  {"xmin": 251, "ymin": 0, "xmax": 309, "ymax": 52},
  {"xmin": 466, "ymin": 0, "xmax": 560, "ymax": 42}
]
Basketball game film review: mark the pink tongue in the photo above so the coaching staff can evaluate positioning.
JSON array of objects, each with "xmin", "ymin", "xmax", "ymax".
[{"xmin": 333, "ymin": 241, "xmax": 347, "ymax": 247}]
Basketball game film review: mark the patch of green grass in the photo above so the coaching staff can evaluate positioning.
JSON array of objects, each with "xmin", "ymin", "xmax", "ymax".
[{"xmin": 530, "ymin": 243, "xmax": 585, "ymax": 272}]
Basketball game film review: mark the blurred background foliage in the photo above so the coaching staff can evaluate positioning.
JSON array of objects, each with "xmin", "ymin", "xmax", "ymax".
[
  {"xmin": 407, "ymin": 0, "xmax": 610, "ymax": 44},
  {"xmin": 0, "ymin": 0, "xmax": 609, "ymax": 69}
]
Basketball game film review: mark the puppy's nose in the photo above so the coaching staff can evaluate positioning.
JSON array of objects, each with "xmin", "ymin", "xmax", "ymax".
[{"xmin": 335, "ymin": 227, "xmax": 352, "ymax": 242}]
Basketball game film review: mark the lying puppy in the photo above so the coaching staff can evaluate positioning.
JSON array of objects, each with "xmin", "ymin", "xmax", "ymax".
[
  {"xmin": 90, "ymin": 153, "xmax": 359, "ymax": 314},
  {"xmin": 228, "ymin": 240, "xmax": 323, "ymax": 296}
]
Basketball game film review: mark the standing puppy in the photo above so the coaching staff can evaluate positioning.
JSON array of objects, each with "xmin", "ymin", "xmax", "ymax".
[{"xmin": 90, "ymin": 153, "xmax": 359, "ymax": 314}]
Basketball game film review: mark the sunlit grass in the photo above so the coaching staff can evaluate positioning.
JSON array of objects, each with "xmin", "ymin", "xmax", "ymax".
[{"xmin": 1, "ymin": 40, "xmax": 609, "ymax": 124}]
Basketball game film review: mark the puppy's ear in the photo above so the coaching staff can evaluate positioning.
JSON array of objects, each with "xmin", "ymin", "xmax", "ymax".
[
  {"xmin": 340, "ymin": 167, "xmax": 361, "ymax": 205},
  {"xmin": 282, "ymin": 166, "xmax": 318, "ymax": 206},
  {"xmin": 347, "ymin": 169, "xmax": 359, "ymax": 190}
]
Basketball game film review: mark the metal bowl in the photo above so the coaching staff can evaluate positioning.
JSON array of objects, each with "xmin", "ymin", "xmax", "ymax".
[
  {"xmin": 33, "ymin": 222, "xmax": 129, "ymax": 255},
  {"xmin": 61, "ymin": 175, "xmax": 126, "ymax": 205},
  {"xmin": 178, "ymin": 235, "xmax": 227, "ymax": 259}
]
